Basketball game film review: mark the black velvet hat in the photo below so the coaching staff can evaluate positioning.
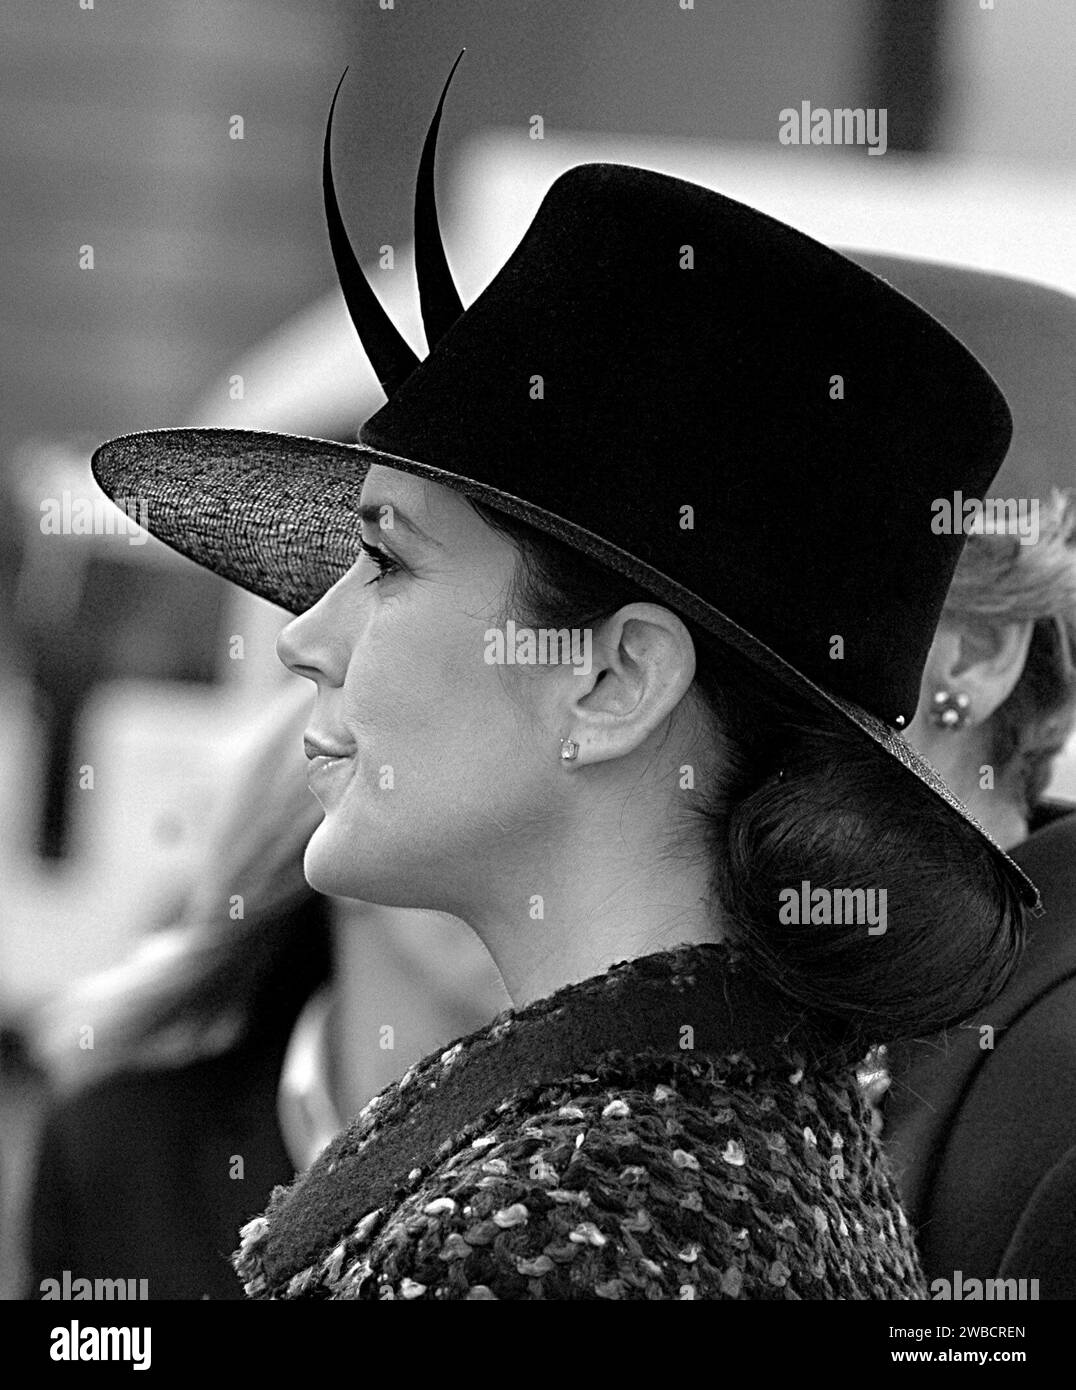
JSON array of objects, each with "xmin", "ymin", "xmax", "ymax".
[{"xmin": 91, "ymin": 57, "xmax": 1041, "ymax": 910}]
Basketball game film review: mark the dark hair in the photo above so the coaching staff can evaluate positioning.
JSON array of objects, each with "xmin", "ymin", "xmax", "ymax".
[{"xmin": 469, "ymin": 498, "xmax": 1026, "ymax": 1055}]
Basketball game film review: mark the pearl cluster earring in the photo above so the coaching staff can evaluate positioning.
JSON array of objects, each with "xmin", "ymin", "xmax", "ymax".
[{"xmin": 929, "ymin": 689, "xmax": 971, "ymax": 730}]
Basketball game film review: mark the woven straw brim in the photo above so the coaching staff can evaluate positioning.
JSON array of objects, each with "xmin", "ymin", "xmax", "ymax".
[{"xmin": 91, "ymin": 426, "xmax": 1041, "ymax": 912}]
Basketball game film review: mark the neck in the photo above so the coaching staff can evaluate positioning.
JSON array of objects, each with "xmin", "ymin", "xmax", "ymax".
[
  {"xmin": 915, "ymin": 728, "xmax": 1029, "ymax": 850},
  {"xmin": 326, "ymin": 903, "xmax": 512, "ymax": 1123},
  {"xmin": 324, "ymin": 775, "xmax": 720, "ymax": 1114},
  {"xmin": 439, "ymin": 789, "xmax": 722, "ymax": 1011}
]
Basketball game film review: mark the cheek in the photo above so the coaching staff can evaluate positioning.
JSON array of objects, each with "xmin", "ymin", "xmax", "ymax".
[
  {"xmin": 303, "ymin": 603, "xmax": 558, "ymax": 899},
  {"xmin": 340, "ymin": 603, "xmax": 537, "ymax": 788}
]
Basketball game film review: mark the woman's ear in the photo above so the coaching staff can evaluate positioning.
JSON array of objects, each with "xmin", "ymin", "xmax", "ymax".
[
  {"xmin": 944, "ymin": 618, "xmax": 1035, "ymax": 722},
  {"xmin": 561, "ymin": 603, "xmax": 698, "ymax": 764}
]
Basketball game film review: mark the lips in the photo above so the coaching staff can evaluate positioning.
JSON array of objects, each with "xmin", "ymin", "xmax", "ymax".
[
  {"xmin": 304, "ymin": 732, "xmax": 356, "ymax": 761},
  {"xmin": 304, "ymin": 731, "xmax": 356, "ymax": 802}
]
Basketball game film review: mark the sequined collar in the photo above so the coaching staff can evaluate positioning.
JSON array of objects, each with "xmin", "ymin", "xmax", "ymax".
[{"xmin": 241, "ymin": 941, "xmax": 855, "ymax": 1289}]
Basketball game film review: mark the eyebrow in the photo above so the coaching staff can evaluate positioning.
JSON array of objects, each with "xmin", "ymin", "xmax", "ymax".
[{"xmin": 359, "ymin": 502, "xmax": 441, "ymax": 547}]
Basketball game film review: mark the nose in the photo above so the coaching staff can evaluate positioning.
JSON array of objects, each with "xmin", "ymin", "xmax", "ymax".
[
  {"xmin": 275, "ymin": 616, "xmax": 309, "ymax": 677},
  {"xmin": 275, "ymin": 594, "xmax": 350, "ymax": 687}
]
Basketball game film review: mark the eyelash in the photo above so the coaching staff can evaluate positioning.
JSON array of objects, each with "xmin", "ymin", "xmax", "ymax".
[{"xmin": 358, "ymin": 537, "xmax": 401, "ymax": 584}]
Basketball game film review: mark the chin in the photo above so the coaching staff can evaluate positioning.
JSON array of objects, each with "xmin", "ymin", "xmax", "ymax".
[
  {"xmin": 302, "ymin": 824, "xmax": 366, "ymax": 899},
  {"xmin": 302, "ymin": 823, "xmax": 442, "ymax": 910}
]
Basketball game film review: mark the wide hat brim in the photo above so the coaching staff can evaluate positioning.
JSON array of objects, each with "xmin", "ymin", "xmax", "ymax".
[{"xmin": 91, "ymin": 422, "xmax": 1041, "ymax": 913}]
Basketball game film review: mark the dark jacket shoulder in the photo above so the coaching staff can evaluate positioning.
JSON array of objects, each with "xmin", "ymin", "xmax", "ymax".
[{"xmin": 884, "ymin": 803, "xmax": 1076, "ymax": 1293}]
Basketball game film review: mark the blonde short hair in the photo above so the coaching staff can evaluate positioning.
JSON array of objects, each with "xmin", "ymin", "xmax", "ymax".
[{"xmin": 943, "ymin": 487, "xmax": 1076, "ymax": 810}]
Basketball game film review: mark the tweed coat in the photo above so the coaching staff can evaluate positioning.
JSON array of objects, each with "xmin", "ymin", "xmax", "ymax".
[{"xmin": 232, "ymin": 942, "xmax": 926, "ymax": 1300}]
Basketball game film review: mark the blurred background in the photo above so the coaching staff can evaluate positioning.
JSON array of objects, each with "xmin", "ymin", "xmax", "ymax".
[{"xmin": 1, "ymin": 0, "xmax": 1074, "ymax": 1298}]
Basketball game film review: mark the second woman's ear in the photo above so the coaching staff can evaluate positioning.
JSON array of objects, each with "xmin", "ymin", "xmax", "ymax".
[{"xmin": 945, "ymin": 618, "xmax": 1035, "ymax": 722}]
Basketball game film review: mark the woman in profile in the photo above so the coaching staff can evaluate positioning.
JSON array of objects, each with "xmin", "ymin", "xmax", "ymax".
[{"xmin": 89, "ymin": 61, "xmax": 1039, "ymax": 1299}]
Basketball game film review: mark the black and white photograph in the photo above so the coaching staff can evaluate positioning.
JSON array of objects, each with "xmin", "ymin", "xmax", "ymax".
[{"xmin": 1, "ymin": 0, "xmax": 1074, "ymax": 1361}]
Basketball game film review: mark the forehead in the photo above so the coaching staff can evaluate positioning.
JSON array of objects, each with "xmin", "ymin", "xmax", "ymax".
[
  {"xmin": 358, "ymin": 464, "xmax": 510, "ymax": 557},
  {"xmin": 364, "ymin": 464, "xmax": 455, "ymax": 514},
  {"xmin": 360, "ymin": 463, "xmax": 462, "ymax": 523}
]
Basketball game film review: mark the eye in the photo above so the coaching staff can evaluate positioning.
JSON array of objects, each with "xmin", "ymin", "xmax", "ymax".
[{"xmin": 358, "ymin": 537, "xmax": 401, "ymax": 585}]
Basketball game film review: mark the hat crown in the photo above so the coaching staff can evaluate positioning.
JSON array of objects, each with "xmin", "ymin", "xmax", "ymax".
[{"xmin": 357, "ymin": 157, "xmax": 1011, "ymax": 726}]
